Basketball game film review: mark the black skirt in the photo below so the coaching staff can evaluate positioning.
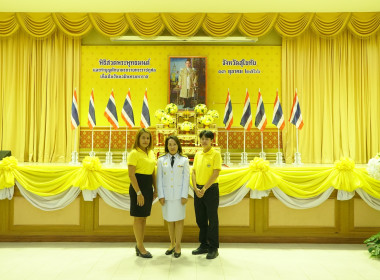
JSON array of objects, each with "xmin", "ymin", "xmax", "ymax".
[{"xmin": 129, "ymin": 173, "xmax": 153, "ymax": 217}]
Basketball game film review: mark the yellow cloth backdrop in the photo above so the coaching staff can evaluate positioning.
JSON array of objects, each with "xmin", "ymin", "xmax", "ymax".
[
  {"xmin": 1, "ymin": 157, "xmax": 380, "ymax": 199},
  {"xmin": 0, "ymin": 30, "xmax": 80, "ymax": 162},
  {"xmin": 1, "ymin": 12, "xmax": 380, "ymax": 164},
  {"xmin": 1, "ymin": 13, "xmax": 380, "ymax": 38},
  {"xmin": 282, "ymin": 29, "xmax": 380, "ymax": 164}
]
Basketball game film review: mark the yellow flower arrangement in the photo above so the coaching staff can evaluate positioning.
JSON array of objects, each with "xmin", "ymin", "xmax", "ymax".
[
  {"xmin": 82, "ymin": 156, "xmax": 102, "ymax": 171},
  {"xmin": 155, "ymin": 109, "xmax": 165, "ymax": 121},
  {"xmin": 194, "ymin": 104, "xmax": 207, "ymax": 115},
  {"xmin": 207, "ymin": 110, "xmax": 219, "ymax": 119},
  {"xmin": 201, "ymin": 114, "xmax": 214, "ymax": 126},
  {"xmin": 165, "ymin": 103, "xmax": 178, "ymax": 115},
  {"xmin": 180, "ymin": 121, "xmax": 195, "ymax": 132},
  {"xmin": 161, "ymin": 114, "xmax": 174, "ymax": 125}
]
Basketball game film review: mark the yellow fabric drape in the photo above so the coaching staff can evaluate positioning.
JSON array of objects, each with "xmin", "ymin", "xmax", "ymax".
[
  {"xmin": 0, "ymin": 31, "xmax": 80, "ymax": 162},
  {"xmin": 89, "ymin": 13, "xmax": 128, "ymax": 37},
  {"xmin": 202, "ymin": 13, "xmax": 242, "ymax": 37},
  {"xmin": 1, "ymin": 157, "xmax": 380, "ymax": 199},
  {"xmin": 238, "ymin": 13, "xmax": 278, "ymax": 37},
  {"xmin": 53, "ymin": 13, "xmax": 92, "ymax": 37},
  {"xmin": 125, "ymin": 13, "xmax": 164, "ymax": 37},
  {"xmin": 16, "ymin": 13, "xmax": 56, "ymax": 38},
  {"xmin": 348, "ymin": 12, "xmax": 380, "ymax": 38},
  {"xmin": 1, "ymin": 12, "xmax": 380, "ymax": 38},
  {"xmin": 0, "ymin": 13, "xmax": 19, "ymax": 37},
  {"xmin": 275, "ymin": 13, "xmax": 314, "ymax": 37},
  {"xmin": 311, "ymin": 13, "xmax": 351, "ymax": 38},
  {"xmin": 282, "ymin": 29, "xmax": 380, "ymax": 164},
  {"xmin": 161, "ymin": 13, "xmax": 206, "ymax": 37}
]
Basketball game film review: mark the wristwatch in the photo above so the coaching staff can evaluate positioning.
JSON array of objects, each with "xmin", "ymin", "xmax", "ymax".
[{"xmin": 137, "ymin": 191, "xmax": 142, "ymax": 196}]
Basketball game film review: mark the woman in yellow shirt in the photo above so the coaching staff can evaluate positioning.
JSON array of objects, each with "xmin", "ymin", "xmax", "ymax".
[
  {"xmin": 127, "ymin": 128, "xmax": 157, "ymax": 258},
  {"xmin": 191, "ymin": 130, "xmax": 222, "ymax": 259}
]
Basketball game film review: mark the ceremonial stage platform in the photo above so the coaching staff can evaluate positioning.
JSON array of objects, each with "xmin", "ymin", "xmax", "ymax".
[{"xmin": 1, "ymin": 155, "xmax": 380, "ymax": 244}]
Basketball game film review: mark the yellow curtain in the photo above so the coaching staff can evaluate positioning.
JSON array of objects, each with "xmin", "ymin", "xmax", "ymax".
[
  {"xmin": 160, "ymin": 13, "xmax": 205, "ymax": 37},
  {"xmin": 238, "ymin": 13, "xmax": 278, "ymax": 37},
  {"xmin": 1, "ymin": 12, "xmax": 380, "ymax": 38},
  {"xmin": 282, "ymin": 29, "xmax": 380, "ymax": 163},
  {"xmin": 0, "ymin": 30, "xmax": 81, "ymax": 162},
  {"xmin": 125, "ymin": 13, "xmax": 164, "ymax": 37},
  {"xmin": 89, "ymin": 13, "xmax": 128, "ymax": 37},
  {"xmin": 202, "ymin": 13, "xmax": 242, "ymax": 37}
]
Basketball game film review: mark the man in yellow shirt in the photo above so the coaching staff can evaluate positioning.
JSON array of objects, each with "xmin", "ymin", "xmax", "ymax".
[{"xmin": 191, "ymin": 130, "xmax": 222, "ymax": 259}]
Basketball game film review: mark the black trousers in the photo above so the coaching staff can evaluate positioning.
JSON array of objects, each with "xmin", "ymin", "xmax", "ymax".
[{"xmin": 194, "ymin": 183, "xmax": 219, "ymax": 249}]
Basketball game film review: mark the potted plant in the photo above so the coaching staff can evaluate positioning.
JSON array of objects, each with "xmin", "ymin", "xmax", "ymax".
[{"xmin": 364, "ymin": 232, "xmax": 380, "ymax": 258}]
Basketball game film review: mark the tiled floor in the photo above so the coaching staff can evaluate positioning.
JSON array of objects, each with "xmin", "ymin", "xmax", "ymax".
[{"xmin": 0, "ymin": 242, "xmax": 379, "ymax": 280}]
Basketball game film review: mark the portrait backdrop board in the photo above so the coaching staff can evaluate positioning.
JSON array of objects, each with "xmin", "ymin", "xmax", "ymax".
[
  {"xmin": 80, "ymin": 46, "xmax": 281, "ymax": 128},
  {"xmin": 169, "ymin": 56, "xmax": 207, "ymax": 110}
]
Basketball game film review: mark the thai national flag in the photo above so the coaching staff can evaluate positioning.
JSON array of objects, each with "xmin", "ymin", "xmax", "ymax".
[
  {"xmin": 272, "ymin": 89, "xmax": 285, "ymax": 130},
  {"xmin": 71, "ymin": 89, "xmax": 80, "ymax": 130},
  {"xmin": 121, "ymin": 89, "xmax": 135, "ymax": 128},
  {"xmin": 289, "ymin": 89, "xmax": 304, "ymax": 129},
  {"xmin": 254, "ymin": 89, "xmax": 267, "ymax": 131},
  {"xmin": 104, "ymin": 90, "xmax": 119, "ymax": 129},
  {"xmin": 88, "ymin": 89, "xmax": 96, "ymax": 130},
  {"xmin": 223, "ymin": 89, "xmax": 233, "ymax": 130},
  {"xmin": 140, "ymin": 89, "xmax": 150, "ymax": 128},
  {"xmin": 240, "ymin": 89, "xmax": 253, "ymax": 131}
]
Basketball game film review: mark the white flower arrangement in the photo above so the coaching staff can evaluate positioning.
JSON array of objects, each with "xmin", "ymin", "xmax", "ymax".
[
  {"xmin": 194, "ymin": 104, "xmax": 207, "ymax": 115},
  {"xmin": 207, "ymin": 110, "xmax": 219, "ymax": 119},
  {"xmin": 165, "ymin": 103, "xmax": 178, "ymax": 115},
  {"xmin": 180, "ymin": 121, "xmax": 195, "ymax": 132},
  {"xmin": 155, "ymin": 109, "xmax": 165, "ymax": 121},
  {"xmin": 367, "ymin": 153, "xmax": 380, "ymax": 180},
  {"xmin": 161, "ymin": 114, "xmax": 174, "ymax": 125}
]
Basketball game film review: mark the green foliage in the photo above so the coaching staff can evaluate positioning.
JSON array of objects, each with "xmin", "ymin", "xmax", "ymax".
[{"xmin": 364, "ymin": 232, "xmax": 380, "ymax": 258}]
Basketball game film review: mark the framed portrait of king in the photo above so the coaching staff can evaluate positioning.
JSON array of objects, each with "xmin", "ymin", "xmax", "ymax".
[{"xmin": 169, "ymin": 56, "xmax": 207, "ymax": 110}]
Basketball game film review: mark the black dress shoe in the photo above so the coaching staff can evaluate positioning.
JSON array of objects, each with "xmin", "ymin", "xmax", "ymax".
[
  {"xmin": 135, "ymin": 245, "xmax": 153, "ymax": 258},
  {"xmin": 165, "ymin": 247, "xmax": 175, "ymax": 255},
  {"xmin": 174, "ymin": 251, "xmax": 181, "ymax": 258},
  {"xmin": 206, "ymin": 249, "xmax": 219, "ymax": 259},
  {"xmin": 192, "ymin": 246, "xmax": 209, "ymax": 255}
]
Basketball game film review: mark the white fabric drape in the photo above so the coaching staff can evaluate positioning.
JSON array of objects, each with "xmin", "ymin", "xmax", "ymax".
[
  {"xmin": 2, "ymin": 182, "xmax": 380, "ymax": 212},
  {"xmin": 15, "ymin": 181, "xmax": 81, "ymax": 211}
]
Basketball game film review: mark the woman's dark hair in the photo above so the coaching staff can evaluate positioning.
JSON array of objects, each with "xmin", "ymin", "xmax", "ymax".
[
  {"xmin": 165, "ymin": 135, "xmax": 183, "ymax": 155},
  {"xmin": 133, "ymin": 128, "xmax": 153, "ymax": 151},
  {"xmin": 199, "ymin": 130, "xmax": 214, "ymax": 140}
]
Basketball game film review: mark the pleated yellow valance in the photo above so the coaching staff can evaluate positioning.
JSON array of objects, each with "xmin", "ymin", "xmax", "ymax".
[{"xmin": 1, "ymin": 12, "xmax": 380, "ymax": 39}]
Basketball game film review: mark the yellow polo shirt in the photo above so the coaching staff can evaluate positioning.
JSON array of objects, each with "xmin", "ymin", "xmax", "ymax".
[
  {"xmin": 127, "ymin": 148, "xmax": 156, "ymax": 175},
  {"xmin": 193, "ymin": 147, "xmax": 222, "ymax": 185}
]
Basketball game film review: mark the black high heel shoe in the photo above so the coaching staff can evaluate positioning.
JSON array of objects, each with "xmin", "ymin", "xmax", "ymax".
[
  {"xmin": 174, "ymin": 251, "xmax": 181, "ymax": 258},
  {"xmin": 165, "ymin": 247, "xmax": 175, "ymax": 255},
  {"xmin": 135, "ymin": 245, "xmax": 152, "ymax": 258}
]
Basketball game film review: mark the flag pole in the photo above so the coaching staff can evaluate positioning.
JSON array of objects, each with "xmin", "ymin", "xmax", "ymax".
[
  {"xmin": 278, "ymin": 128, "xmax": 280, "ymax": 153},
  {"xmin": 109, "ymin": 125, "xmax": 112, "ymax": 153},
  {"xmin": 74, "ymin": 128, "xmax": 77, "ymax": 153},
  {"xmin": 125, "ymin": 128, "xmax": 128, "ymax": 153},
  {"xmin": 91, "ymin": 129, "xmax": 94, "ymax": 153}
]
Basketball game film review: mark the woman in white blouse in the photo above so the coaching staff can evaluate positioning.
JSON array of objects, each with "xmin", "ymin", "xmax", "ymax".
[{"xmin": 157, "ymin": 136, "xmax": 189, "ymax": 258}]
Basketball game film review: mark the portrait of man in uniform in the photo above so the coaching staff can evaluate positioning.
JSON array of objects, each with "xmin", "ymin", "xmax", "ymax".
[{"xmin": 169, "ymin": 57, "xmax": 207, "ymax": 110}]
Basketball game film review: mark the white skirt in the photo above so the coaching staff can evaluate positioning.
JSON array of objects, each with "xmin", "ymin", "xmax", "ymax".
[{"xmin": 162, "ymin": 199, "xmax": 186, "ymax": 222}]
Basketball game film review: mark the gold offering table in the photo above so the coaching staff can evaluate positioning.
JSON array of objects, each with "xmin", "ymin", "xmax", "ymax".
[{"xmin": 154, "ymin": 111, "xmax": 219, "ymax": 157}]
